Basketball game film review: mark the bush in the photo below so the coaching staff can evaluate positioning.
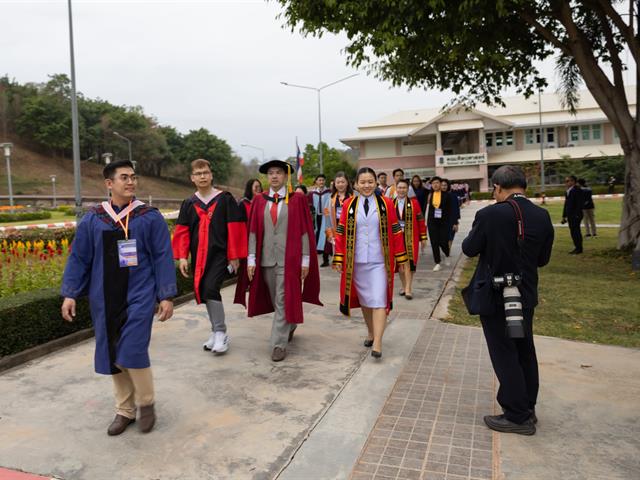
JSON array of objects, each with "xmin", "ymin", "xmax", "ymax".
[
  {"xmin": 0, "ymin": 264, "xmax": 195, "ymax": 358},
  {"xmin": 0, "ymin": 227, "xmax": 76, "ymax": 242},
  {"xmin": 0, "ymin": 211, "xmax": 52, "ymax": 223},
  {"xmin": 0, "ymin": 288, "xmax": 92, "ymax": 357}
]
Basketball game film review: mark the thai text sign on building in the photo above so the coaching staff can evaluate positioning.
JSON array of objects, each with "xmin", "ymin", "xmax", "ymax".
[{"xmin": 437, "ymin": 152, "xmax": 488, "ymax": 167}]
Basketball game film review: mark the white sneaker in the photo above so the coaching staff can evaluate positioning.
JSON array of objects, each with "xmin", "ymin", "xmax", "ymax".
[
  {"xmin": 433, "ymin": 263, "xmax": 442, "ymax": 272},
  {"xmin": 444, "ymin": 257, "xmax": 451, "ymax": 266},
  {"xmin": 202, "ymin": 332, "xmax": 215, "ymax": 351},
  {"xmin": 212, "ymin": 331, "xmax": 229, "ymax": 354}
]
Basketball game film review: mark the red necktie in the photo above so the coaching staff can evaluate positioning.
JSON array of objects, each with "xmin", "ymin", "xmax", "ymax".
[{"xmin": 270, "ymin": 193, "xmax": 279, "ymax": 226}]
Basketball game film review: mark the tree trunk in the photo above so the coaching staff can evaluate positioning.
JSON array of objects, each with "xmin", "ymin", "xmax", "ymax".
[{"xmin": 618, "ymin": 142, "xmax": 640, "ymax": 253}]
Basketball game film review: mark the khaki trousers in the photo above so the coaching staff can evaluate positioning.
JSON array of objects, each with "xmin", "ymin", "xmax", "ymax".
[{"xmin": 112, "ymin": 366, "xmax": 154, "ymax": 419}]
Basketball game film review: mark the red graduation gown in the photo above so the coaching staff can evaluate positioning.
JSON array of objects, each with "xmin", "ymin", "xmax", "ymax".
[
  {"xmin": 333, "ymin": 194, "xmax": 408, "ymax": 316},
  {"xmin": 395, "ymin": 197, "xmax": 427, "ymax": 269},
  {"xmin": 234, "ymin": 191, "xmax": 322, "ymax": 323}
]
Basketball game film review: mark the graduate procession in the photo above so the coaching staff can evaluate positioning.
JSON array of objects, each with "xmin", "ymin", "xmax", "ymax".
[{"xmin": 57, "ymin": 157, "xmax": 467, "ymax": 439}]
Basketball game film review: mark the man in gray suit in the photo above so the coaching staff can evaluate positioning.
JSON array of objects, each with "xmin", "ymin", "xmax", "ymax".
[{"xmin": 241, "ymin": 160, "xmax": 321, "ymax": 361}]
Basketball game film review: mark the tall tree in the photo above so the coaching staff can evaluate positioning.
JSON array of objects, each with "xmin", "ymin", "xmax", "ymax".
[
  {"xmin": 179, "ymin": 128, "xmax": 236, "ymax": 183},
  {"xmin": 277, "ymin": 0, "xmax": 640, "ymax": 252}
]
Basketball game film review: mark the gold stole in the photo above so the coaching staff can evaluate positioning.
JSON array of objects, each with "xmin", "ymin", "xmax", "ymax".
[{"xmin": 341, "ymin": 195, "xmax": 391, "ymax": 314}]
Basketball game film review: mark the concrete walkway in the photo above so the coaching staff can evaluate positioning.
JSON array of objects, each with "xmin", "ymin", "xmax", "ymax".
[{"xmin": 1, "ymin": 200, "xmax": 638, "ymax": 480}]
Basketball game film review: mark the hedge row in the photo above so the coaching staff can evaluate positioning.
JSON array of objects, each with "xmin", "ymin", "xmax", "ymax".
[
  {"xmin": 472, "ymin": 184, "xmax": 624, "ymax": 200},
  {"xmin": 1, "ymin": 265, "xmax": 196, "ymax": 358},
  {"xmin": 0, "ymin": 211, "xmax": 52, "ymax": 223},
  {"xmin": 0, "ymin": 227, "xmax": 77, "ymax": 242}
]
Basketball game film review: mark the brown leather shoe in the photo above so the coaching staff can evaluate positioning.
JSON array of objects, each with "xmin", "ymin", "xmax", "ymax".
[
  {"xmin": 107, "ymin": 414, "xmax": 135, "ymax": 436},
  {"xmin": 271, "ymin": 347, "xmax": 287, "ymax": 362},
  {"xmin": 138, "ymin": 404, "xmax": 156, "ymax": 433}
]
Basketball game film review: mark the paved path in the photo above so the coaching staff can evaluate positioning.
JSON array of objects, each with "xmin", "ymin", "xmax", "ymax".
[{"xmin": 2, "ymin": 200, "xmax": 638, "ymax": 480}]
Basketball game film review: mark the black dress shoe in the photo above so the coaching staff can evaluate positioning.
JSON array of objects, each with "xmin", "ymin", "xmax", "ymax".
[
  {"xmin": 569, "ymin": 249, "xmax": 583, "ymax": 255},
  {"xmin": 483, "ymin": 414, "xmax": 535, "ymax": 435},
  {"xmin": 399, "ymin": 291, "xmax": 405, "ymax": 296},
  {"xmin": 288, "ymin": 325, "xmax": 297, "ymax": 343},
  {"xmin": 320, "ymin": 261, "xmax": 330, "ymax": 267},
  {"xmin": 363, "ymin": 339, "xmax": 374, "ymax": 347},
  {"xmin": 371, "ymin": 350, "xmax": 382, "ymax": 359}
]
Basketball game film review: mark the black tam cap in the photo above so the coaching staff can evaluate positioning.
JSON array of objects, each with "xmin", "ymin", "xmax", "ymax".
[{"xmin": 258, "ymin": 160, "xmax": 292, "ymax": 174}]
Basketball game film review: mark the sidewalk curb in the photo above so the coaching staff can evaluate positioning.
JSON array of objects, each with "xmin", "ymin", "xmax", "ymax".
[
  {"xmin": 430, "ymin": 253, "xmax": 469, "ymax": 321},
  {"xmin": 0, "ymin": 279, "xmax": 233, "ymax": 374}
]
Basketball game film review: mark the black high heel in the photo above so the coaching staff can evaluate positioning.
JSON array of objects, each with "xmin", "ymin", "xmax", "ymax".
[
  {"xmin": 371, "ymin": 350, "xmax": 382, "ymax": 359},
  {"xmin": 364, "ymin": 339, "xmax": 374, "ymax": 348}
]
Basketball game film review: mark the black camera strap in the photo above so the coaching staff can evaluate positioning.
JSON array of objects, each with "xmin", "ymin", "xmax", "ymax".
[{"xmin": 505, "ymin": 195, "xmax": 525, "ymax": 272}]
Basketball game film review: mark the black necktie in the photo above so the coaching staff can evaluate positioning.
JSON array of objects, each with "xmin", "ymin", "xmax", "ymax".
[{"xmin": 364, "ymin": 197, "xmax": 369, "ymax": 216}]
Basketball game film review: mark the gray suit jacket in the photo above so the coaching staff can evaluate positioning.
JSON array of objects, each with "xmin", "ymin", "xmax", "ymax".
[{"xmin": 249, "ymin": 199, "xmax": 309, "ymax": 267}]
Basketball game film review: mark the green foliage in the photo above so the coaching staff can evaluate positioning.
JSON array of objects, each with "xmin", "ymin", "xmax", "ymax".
[
  {"xmin": 0, "ymin": 211, "xmax": 51, "ymax": 223},
  {"xmin": 0, "ymin": 264, "xmax": 194, "ymax": 357},
  {"xmin": 299, "ymin": 142, "xmax": 357, "ymax": 184},
  {"xmin": 0, "ymin": 227, "xmax": 76, "ymax": 242},
  {"xmin": 0, "ymin": 288, "xmax": 92, "ymax": 357},
  {"xmin": 1, "ymin": 74, "xmax": 242, "ymax": 182},
  {"xmin": 177, "ymin": 128, "xmax": 235, "ymax": 183}
]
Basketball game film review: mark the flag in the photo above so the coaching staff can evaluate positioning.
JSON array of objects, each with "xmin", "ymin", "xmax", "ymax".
[{"xmin": 295, "ymin": 138, "xmax": 304, "ymax": 184}]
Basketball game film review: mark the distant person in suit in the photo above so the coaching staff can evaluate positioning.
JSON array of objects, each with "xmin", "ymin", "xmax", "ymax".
[
  {"xmin": 578, "ymin": 178, "xmax": 597, "ymax": 237},
  {"xmin": 462, "ymin": 165, "xmax": 554, "ymax": 436},
  {"xmin": 376, "ymin": 172, "xmax": 389, "ymax": 196},
  {"xmin": 562, "ymin": 175, "xmax": 584, "ymax": 254},
  {"xmin": 578, "ymin": 178, "xmax": 596, "ymax": 238},
  {"xmin": 607, "ymin": 176, "xmax": 616, "ymax": 194}
]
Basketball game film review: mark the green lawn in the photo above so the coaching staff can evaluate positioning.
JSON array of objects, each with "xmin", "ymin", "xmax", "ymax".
[
  {"xmin": 0, "ymin": 210, "xmax": 76, "ymax": 227},
  {"xmin": 446, "ymin": 227, "xmax": 640, "ymax": 348},
  {"xmin": 540, "ymin": 197, "xmax": 622, "ymax": 225}
]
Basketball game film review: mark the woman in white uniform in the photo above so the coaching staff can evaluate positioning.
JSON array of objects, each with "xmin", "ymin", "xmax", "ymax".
[{"xmin": 333, "ymin": 167, "xmax": 408, "ymax": 358}]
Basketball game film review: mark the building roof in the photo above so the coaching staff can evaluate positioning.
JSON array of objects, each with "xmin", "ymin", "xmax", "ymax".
[{"xmin": 342, "ymin": 86, "xmax": 637, "ymax": 145}]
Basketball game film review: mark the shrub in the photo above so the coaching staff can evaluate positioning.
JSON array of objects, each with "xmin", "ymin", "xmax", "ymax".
[
  {"xmin": 0, "ymin": 227, "xmax": 76, "ymax": 242},
  {"xmin": 0, "ymin": 288, "xmax": 92, "ymax": 357},
  {"xmin": 0, "ymin": 211, "xmax": 52, "ymax": 223},
  {"xmin": 0, "ymin": 264, "xmax": 195, "ymax": 358}
]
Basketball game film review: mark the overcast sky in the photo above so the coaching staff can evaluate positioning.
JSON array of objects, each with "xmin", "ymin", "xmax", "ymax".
[{"xmin": 1, "ymin": 1, "xmax": 633, "ymax": 162}]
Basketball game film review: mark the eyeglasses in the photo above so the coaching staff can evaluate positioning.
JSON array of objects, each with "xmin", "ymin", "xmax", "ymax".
[
  {"xmin": 117, "ymin": 174, "xmax": 138, "ymax": 183},
  {"xmin": 192, "ymin": 171, "xmax": 211, "ymax": 178}
]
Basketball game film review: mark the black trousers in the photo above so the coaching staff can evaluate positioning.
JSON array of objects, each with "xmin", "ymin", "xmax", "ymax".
[
  {"xmin": 568, "ymin": 216, "xmax": 583, "ymax": 252},
  {"xmin": 428, "ymin": 222, "xmax": 450, "ymax": 264},
  {"xmin": 480, "ymin": 307, "xmax": 538, "ymax": 424}
]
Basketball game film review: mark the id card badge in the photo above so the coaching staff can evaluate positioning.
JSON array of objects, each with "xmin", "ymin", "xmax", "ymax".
[
  {"xmin": 117, "ymin": 239, "xmax": 138, "ymax": 268},
  {"xmin": 336, "ymin": 206, "xmax": 343, "ymax": 220},
  {"xmin": 434, "ymin": 208, "xmax": 443, "ymax": 219},
  {"xmin": 399, "ymin": 220, "xmax": 406, "ymax": 230}
]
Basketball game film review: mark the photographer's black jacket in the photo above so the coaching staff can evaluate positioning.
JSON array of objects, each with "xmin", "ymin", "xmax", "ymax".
[{"xmin": 462, "ymin": 195, "xmax": 554, "ymax": 312}]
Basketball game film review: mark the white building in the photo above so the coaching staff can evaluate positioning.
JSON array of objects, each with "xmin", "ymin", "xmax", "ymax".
[{"xmin": 340, "ymin": 87, "xmax": 635, "ymax": 191}]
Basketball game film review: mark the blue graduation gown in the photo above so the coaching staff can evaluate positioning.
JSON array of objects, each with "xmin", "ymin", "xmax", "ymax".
[{"xmin": 61, "ymin": 203, "xmax": 177, "ymax": 375}]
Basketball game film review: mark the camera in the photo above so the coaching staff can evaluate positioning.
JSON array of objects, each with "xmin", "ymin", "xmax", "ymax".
[{"xmin": 492, "ymin": 273, "xmax": 525, "ymax": 338}]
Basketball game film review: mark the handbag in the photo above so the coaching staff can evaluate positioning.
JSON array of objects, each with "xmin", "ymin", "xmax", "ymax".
[{"xmin": 461, "ymin": 264, "xmax": 496, "ymax": 316}]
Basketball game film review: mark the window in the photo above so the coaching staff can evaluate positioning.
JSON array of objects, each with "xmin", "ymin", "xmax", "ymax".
[
  {"xmin": 485, "ymin": 132, "xmax": 493, "ymax": 147},
  {"xmin": 581, "ymin": 125, "xmax": 590, "ymax": 140},
  {"xmin": 546, "ymin": 127, "xmax": 555, "ymax": 144},
  {"xmin": 592, "ymin": 124, "xmax": 601, "ymax": 140},
  {"xmin": 506, "ymin": 131, "xmax": 513, "ymax": 146},
  {"xmin": 525, "ymin": 129, "xmax": 535, "ymax": 144},
  {"xmin": 495, "ymin": 132, "xmax": 503, "ymax": 147},
  {"xmin": 570, "ymin": 126, "xmax": 579, "ymax": 142}
]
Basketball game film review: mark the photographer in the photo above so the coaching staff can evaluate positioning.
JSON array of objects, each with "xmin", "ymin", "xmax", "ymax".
[{"xmin": 462, "ymin": 165, "xmax": 554, "ymax": 435}]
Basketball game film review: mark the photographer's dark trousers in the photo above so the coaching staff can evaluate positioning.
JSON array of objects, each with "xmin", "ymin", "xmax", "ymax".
[
  {"xmin": 480, "ymin": 308, "xmax": 538, "ymax": 424},
  {"xmin": 428, "ymin": 222, "xmax": 450, "ymax": 264},
  {"xmin": 568, "ymin": 215, "xmax": 583, "ymax": 252}
]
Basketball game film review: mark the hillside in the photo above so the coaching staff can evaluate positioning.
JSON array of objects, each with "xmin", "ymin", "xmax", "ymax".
[{"xmin": 0, "ymin": 141, "xmax": 241, "ymax": 200}]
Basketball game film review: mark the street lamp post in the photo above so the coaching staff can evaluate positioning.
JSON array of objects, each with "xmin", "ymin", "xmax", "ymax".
[
  {"xmin": 67, "ymin": 0, "xmax": 82, "ymax": 220},
  {"xmin": 537, "ymin": 89, "xmax": 546, "ymax": 204},
  {"xmin": 1, "ymin": 143, "xmax": 13, "ymax": 208},
  {"xmin": 50, "ymin": 175, "xmax": 57, "ymax": 208},
  {"xmin": 113, "ymin": 131, "xmax": 133, "ymax": 163},
  {"xmin": 240, "ymin": 144, "xmax": 265, "ymax": 162},
  {"xmin": 281, "ymin": 73, "xmax": 359, "ymax": 174}
]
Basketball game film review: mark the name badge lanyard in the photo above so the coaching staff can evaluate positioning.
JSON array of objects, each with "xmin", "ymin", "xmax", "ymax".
[{"xmin": 102, "ymin": 200, "xmax": 140, "ymax": 239}]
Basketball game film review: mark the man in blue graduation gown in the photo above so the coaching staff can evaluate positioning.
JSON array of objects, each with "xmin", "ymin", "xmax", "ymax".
[{"xmin": 61, "ymin": 160, "xmax": 177, "ymax": 436}]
